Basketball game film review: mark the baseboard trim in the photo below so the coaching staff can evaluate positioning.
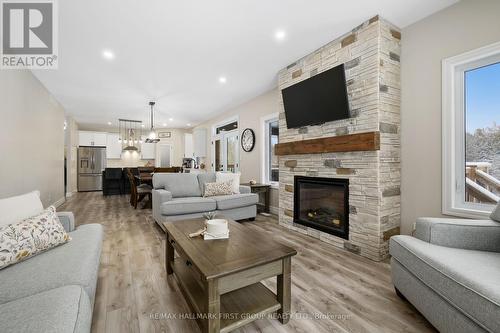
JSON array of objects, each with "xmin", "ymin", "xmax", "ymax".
[
  {"xmin": 53, "ymin": 197, "xmax": 66, "ymax": 208},
  {"xmin": 65, "ymin": 191, "xmax": 77, "ymax": 198}
]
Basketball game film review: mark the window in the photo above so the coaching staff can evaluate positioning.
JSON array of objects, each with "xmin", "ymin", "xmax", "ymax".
[
  {"xmin": 262, "ymin": 114, "xmax": 279, "ymax": 186},
  {"xmin": 442, "ymin": 42, "xmax": 500, "ymax": 218}
]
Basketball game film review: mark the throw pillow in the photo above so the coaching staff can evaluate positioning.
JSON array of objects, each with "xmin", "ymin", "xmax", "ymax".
[
  {"xmin": 490, "ymin": 202, "xmax": 500, "ymax": 223},
  {"xmin": 0, "ymin": 191, "xmax": 44, "ymax": 228},
  {"xmin": 216, "ymin": 172, "xmax": 240, "ymax": 194},
  {"xmin": 204, "ymin": 181, "xmax": 234, "ymax": 197},
  {"xmin": 0, "ymin": 206, "xmax": 71, "ymax": 270}
]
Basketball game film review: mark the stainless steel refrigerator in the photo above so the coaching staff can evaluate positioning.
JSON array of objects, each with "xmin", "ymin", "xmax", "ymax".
[{"xmin": 78, "ymin": 147, "xmax": 106, "ymax": 191}]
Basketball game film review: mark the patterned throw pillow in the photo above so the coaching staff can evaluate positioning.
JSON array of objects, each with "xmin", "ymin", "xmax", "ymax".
[
  {"xmin": 0, "ymin": 206, "xmax": 71, "ymax": 270},
  {"xmin": 204, "ymin": 181, "xmax": 234, "ymax": 197}
]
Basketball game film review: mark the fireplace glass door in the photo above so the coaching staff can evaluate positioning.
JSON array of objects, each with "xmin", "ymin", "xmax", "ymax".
[{"xmin": 294, "ymin": 176, "xmax": 349, "ymax": 239}]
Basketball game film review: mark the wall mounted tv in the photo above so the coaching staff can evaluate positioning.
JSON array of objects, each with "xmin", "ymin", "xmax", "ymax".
[{"xmin": 281, "ymin": 63, "xmax": 350, "ymax": 129}]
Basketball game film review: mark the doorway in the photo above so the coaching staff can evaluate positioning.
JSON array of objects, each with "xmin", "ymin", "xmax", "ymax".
[
  {"xmin": 156, "ymin": 144, "xmax": 173, "ymax": 167},
  {"xmin": 212, "ymin": 119, "xmax": 240, "ymax": 173}
]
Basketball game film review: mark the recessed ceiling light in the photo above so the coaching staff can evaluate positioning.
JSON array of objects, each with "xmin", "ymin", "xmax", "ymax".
[
  {"xmin": 107, "ymin": 121, "xmax": 112, "ymax": 125},
  {"xmin": 162, "ymin": 123, "xmax": 167, "ymax": 127},
  {"xmin": 187, "ymin": 123, "xmax": 191, "ymax": 127},
  {"xmin": 141, "ymin": 124, "xmax": 145, "ymax": 128},
  {"xmin": 169, "ymin": 118, "xmax": 173, "ymax": 121},
  {"xmin": 102, "ymin": 49, "xmax": 115, "ymax": 60},
  {"xmin": 275, "ymin": 30, "xmax": 286, "ymax": 41},
  {"xmin": 219, "ymin": 76, "xmax": 227, "ymax": 84}
]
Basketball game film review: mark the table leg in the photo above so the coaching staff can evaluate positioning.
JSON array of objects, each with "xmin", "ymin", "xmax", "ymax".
[
  {"xmin": 205, "ymin": 279, "xmax": 220, "ymax": 333},
  {"xmin": 277, "ymin": 257, "xmax": 291, "ymax": 324},
  {"xmin": 265, "ymin": 188, "xmax": 270, "ymax": 214},
  {"xmin": 166, "ymin": 234, "xmax": 174, "ymax": 275}
]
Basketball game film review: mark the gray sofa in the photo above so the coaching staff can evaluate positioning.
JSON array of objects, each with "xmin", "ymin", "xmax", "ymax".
[
  {"xmin": 0, "ymin": 211, "xmax": 103, "ymax": 333},
  {"xmin": 152, "ymin": 172, "xmax": 258, "ymax": 226},
  {"xmin": 390, "ymin": 216, "xmax": 500, "ymax": 333}
]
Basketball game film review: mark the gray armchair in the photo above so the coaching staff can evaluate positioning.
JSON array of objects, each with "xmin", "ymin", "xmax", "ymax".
[{"xmin": 390, "ymin": 215, "xmax": 500, "ymax": 333}]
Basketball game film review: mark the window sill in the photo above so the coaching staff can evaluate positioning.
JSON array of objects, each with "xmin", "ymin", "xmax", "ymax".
[{"xmin": 443, "ymin": 205, "xmax": 493, "ymax": 220}]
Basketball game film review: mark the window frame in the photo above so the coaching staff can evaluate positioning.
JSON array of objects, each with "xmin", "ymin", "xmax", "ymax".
[
  {"xmin": 261, "ymin": 113, "xmax": 279, "ymax": 188},
  {"xmin": 442, "ymin": 41, "xmax": 500, "ymax": 218}
]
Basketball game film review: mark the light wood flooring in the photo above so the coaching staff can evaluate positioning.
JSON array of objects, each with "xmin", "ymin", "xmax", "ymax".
[{"xmin": 59, "ymin": 192, "xmax": 435, "ymax": 333}]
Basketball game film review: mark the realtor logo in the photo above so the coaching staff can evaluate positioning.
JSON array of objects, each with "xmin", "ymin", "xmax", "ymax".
[{"xmin": 1, "ymin": 0, "xmax": 58, "ymax": 69}]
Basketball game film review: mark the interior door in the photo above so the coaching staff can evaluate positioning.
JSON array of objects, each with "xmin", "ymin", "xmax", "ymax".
[
  {"xmin": 214, "ymin": 138, "xmax": 223, "ymax": 171},
  {"xmin": 212, "ymin": 130, "xmax": 239, "ymax": 172},
  {"xmin": 225, "ymin": 131, "xmax": 239, "ymax": 173},
  {"xmin": 156, "ymin": 144, "xmax": 172, "ymax": 167}
]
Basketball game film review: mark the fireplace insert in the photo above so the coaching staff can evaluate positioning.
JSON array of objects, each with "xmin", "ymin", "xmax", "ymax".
[{"xmin": 294, "ymin": 176, "xmax": 349, "ymax": 239}]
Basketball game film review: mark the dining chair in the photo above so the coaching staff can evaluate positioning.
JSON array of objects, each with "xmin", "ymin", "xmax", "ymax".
[
  {"xmin": 126, "ymin": 168, "xmax": 152, "ymax": 209},
  {"xmin": 103, "ymin": 168, "xmax": 123, "ymax": 196}
]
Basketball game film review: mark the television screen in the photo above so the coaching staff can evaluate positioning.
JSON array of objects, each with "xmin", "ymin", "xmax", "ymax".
[{"xmin": 281, "ymin": 63, "xmax": 350, "ymax": 129}]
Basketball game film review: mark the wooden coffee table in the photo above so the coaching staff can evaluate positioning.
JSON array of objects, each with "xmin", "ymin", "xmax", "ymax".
[{"xmin": 164, "ymin": 217, "xmax": 297, "ymax": 333}]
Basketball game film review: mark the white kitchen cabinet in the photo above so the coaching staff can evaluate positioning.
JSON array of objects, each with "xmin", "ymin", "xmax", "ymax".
[
  {"xmin": 78, "ymin": 131, "xmax": 94, "ymax": 146},
  {"xmin": 78, "ymin": 131, "xmax": 107, "ymax": 147},
  {"xmin": 193, "ymin": 128, "xmax": 207, "ymax": 157},
  {"xmin": 106, "ymin": 133, "xmax": 122, "ymax": 159},
  {"xmin": 184, "ymin": 133, "xmax": 193, "ymax": 158},
  {"xmin": 93, "ymin": 132, "xmax": 107, "ymax": 146},
  {"xmin": 141, "ymin": 136, "xmax": 155, "ymax": 159}
]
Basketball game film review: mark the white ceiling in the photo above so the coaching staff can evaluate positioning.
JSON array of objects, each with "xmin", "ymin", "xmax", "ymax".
[{"xmin": 33, "ymin": 0, "xmax": 458, "ymax": 129}]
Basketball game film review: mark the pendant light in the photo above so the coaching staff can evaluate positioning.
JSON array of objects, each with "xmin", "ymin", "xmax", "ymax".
[
  {"xmin": 146, "ymin": 101, "xmax": 160, "ymax": 143},
  {"xmin": 118, "ymin": 118, "xmax": 143, "ymax": 152}
]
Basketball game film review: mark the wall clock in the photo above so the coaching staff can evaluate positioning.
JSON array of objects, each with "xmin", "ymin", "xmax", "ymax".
[{"xmin": 241, "ymin": 128, "xmax": 255, "ymax": 152}]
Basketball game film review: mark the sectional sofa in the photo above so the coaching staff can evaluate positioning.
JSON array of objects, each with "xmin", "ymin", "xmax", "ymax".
[
  {"xmin": 0, "ymin": 192, "xmax": 103, "ymax": 333},
  {"xmin": 152, "ymin": 172, "xmax": 258, "ymax": 227}
]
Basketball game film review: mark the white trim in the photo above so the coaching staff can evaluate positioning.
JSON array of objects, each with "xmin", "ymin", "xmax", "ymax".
[
  {"xmin": 65, "ymin": 190, "xmax": 77, "ymax": 198},
  {"xmin": 442, "ymin": 41, "xmax": 500, "ymax": 218},
  {"xmin": 53, "ymin": 197, "xmax": 66, "ymax": 208},
  {"xmin": 211, "ymin": 115, "xmax": 240, "ymax": 172},
  {"xmin": 260, "ymin": 113, "xmax": 279, "ymax": 185},
  {"xmin": 211, "ymin": 115, "xmax": 239, "ymax": 137}
]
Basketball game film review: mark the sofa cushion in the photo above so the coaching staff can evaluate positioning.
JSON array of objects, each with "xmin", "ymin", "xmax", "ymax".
[
  {"xmin": 213, "ymin": 193, "xmax": 258, "ymax": 210},
  {"xmin": 153, "ymin": 173, "xmax": 201, "ymax": 198},
  {"xmin": 0, "ymin": 224, "xmax": 103, "ymax": 305},
  {"xmin": 0, "ymin": 285, "xmax": 91, "ymax": 333},
  {"xmin": 197, "ymin": 172, "xmax": 216, "ymax": 196},
  {"xmin": 0, "ymin": 191, "xmax": 44, "ymax": 228},
  {"xmin": 390, "ymin": 235, "xmax": 500, "ymax": 332},
  {"xmin": 161, "ymin": 197, "xmax": 216, "ymax": 216},
  {"xmin": 490, "ymin": 202, "xmax": 500, "ymax": 223},
  {"xmin": 0, "ymin": 206, "xmax": 71, "ymax": 270}
]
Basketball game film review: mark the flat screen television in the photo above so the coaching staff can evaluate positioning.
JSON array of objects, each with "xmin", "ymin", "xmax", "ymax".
[{"xmin": 281, "ymin": 63, "xmax": 350, "ymax": 129}]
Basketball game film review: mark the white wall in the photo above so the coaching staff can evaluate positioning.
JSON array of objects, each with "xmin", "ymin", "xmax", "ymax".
[
  {"xmin": 401, "ymin": 0, "xmax": 500, "ymax": 234},
  {"xmin": 194, "ymin": 88, "xmax": 280, "ymax": 211},
  {"xmin": 0, "ymin": 70, "xmax": 65, "ymax": 207}
]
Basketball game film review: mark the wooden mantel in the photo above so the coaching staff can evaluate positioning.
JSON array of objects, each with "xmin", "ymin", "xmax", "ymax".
[{"xmin": 275, "ymin": 131, "xmax": 380, "ymax": 156}]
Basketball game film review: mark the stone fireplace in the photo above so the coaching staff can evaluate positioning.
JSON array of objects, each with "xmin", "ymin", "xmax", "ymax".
[
  {"xmin": 277, "ymin": 16, "xmax": 401, "ymax": 261},
  {"xmin": 294, "ymin": 176, "xmax": 349, "ymax": 240}
]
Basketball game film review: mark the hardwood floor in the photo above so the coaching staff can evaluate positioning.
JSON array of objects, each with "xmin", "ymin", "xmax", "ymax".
[{"xmin": 59, "ymin": 192, "xmax": 435, "ymax": 333}]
